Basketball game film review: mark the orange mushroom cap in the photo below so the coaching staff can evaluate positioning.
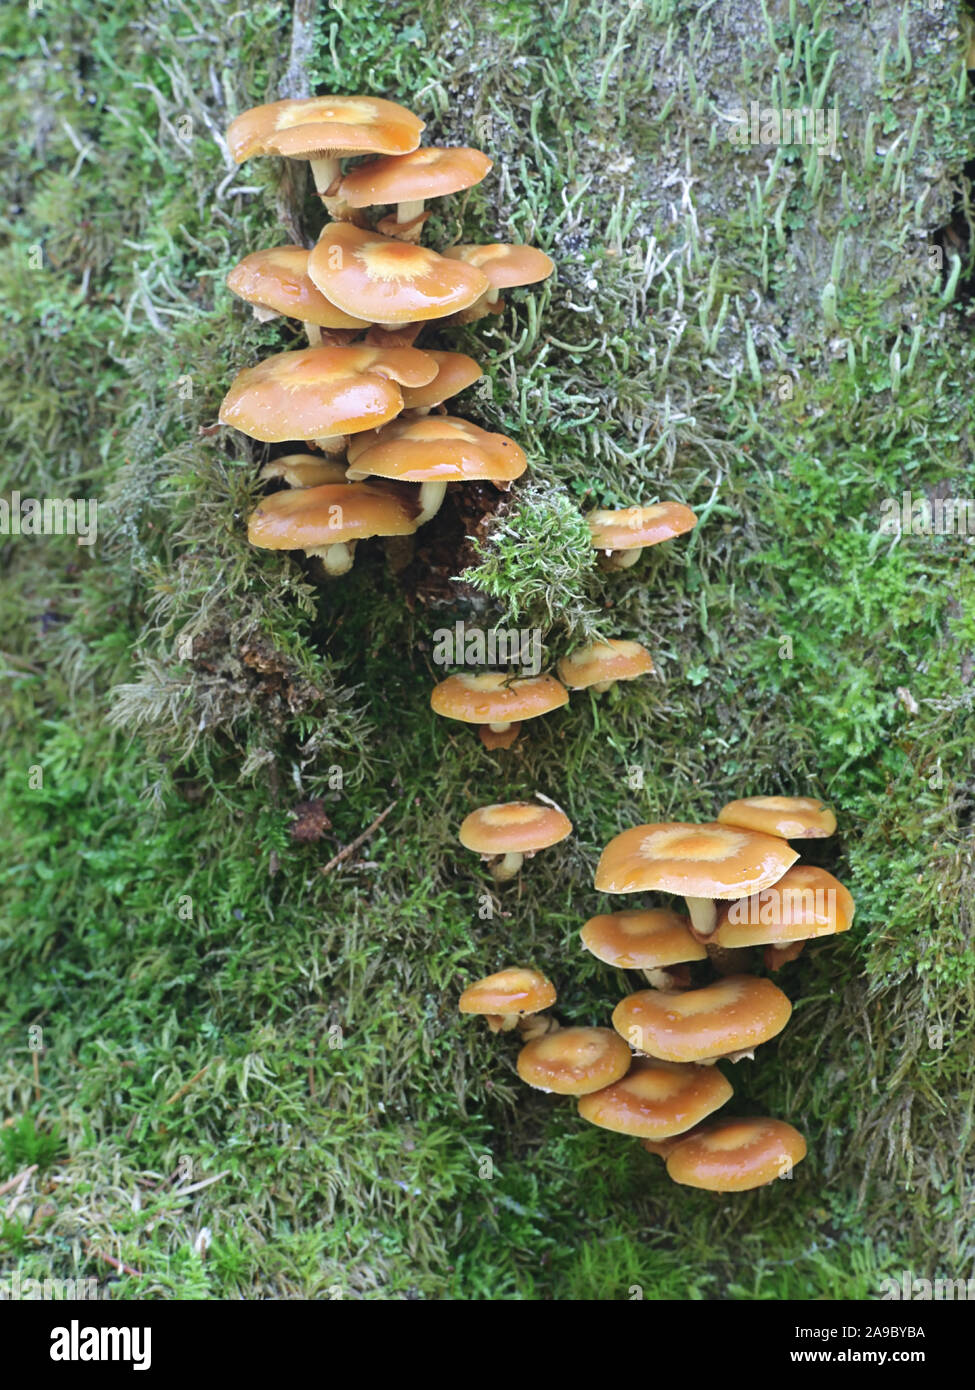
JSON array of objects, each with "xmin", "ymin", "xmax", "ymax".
[
  {"xmin": 517, "ymin": 1027, "xmax": 630, "ymax": 1095},
  {"xmin": 578, "ymin": 1058, "xmax": 733, "ymax": 1139},
  {"xmin": 458, "ymin": 967, "xmax": 556, "ymax": 1017},
  {"xmin": 308, "ymin": 223, "xmax": 489, "ymax": 325},
  {"xmin": 557, "ymin": 639, "xmax": 654, "ymax": 690},
  {"xmin": 587, "ymin": 503, "xmax": 698, "ymax": 552},
  {"xmin": 399, "ymin": 350, "xmax": 483, "ymax": 411},
  {"xmin": 665, "ymin": 1117, "xmax": 807, "ymax": 1191},
  {"xmin": 459, "ymin": 802, "xmax": 572, "ymax": 855},
  {"xmin": 346, "ymin": 415, "xmax": 527, "ymax": 484},
  {"xmin": 443, "ymin": 243, "xmax": 555, "ymax": 290},
  {"xmin": 580, "ymin": 909, "xmax": 707, "ymax": 970},
  {"xmin": 339, "ymin": 146, "xmax": 492, "ymax": 208},
  {"xmin": 431, "ymin": 672, "xmax": 567, "ymax": 725},
  {"xmin": 247, "ymin": 482, "xmax": 419, "ymax": 550},
  {"xmin": 594, "ymin": 822, "xmax": 799, "ymax": 901},
  {"xmin": 226, "ymin": 247, "xmax": 370, "ymax": 329},
  {"xmin": 717, "ymin": 795, "xmax": 837, "ymax": 840},
  {"xmin": 612, "ymin": 975, "xmax": 792, "ymax": 1063},
  {"xmin": 226, "ymin": 95, "xmax": 424, "ymax": 165},
  {"xmin": 218, "ymin": 345, "xmax": 436, "ymax": 443},
  {"xmin": 713, "ymin": 865, "xmax": 855, "ymax": 948}
]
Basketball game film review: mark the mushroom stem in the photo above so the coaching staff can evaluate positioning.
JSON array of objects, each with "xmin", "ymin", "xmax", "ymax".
[
  {"xmin": 685, "ymin": 896, "xmax": 718, "ymax": 938},
  {"xmin": 397, "ymin": 198, "xmax": 425, "ymax": 224},
  {"xmin": 487, "ymin": 721, "xmax": 512, "ymax": 733},
  {"xmin": 415, "ymin": 480, "xmax": 447, "ymax": 526},
  {"xmin": 601, "ymin": 547, "xmax": 642, "ymax": 570},
  {"xmin": 491, "ymin": 851, "xmax": 524, "ymax": 882},
  {"xmin": 486, "ymin": 288, "xmax": 500, "ymax": 306},
  {"xmin": 642, "ymin": 967, "xmax": 684, "ymax": 990},
  {"xmin": 309, "ymin": 155, "xmax": 341, "ymax": 197},
  {"xmin": 251, "ymin": 304, "xmax": 281, "ymax": 323},
  {"xmin": 305, "ymin": 323, "xmax": 322, "ymax": 347},
  {"xmin": 313, "ymin": 434, "xmax": 349, "ymax": 457},
  {"xmin": 305, "ymin": 541, "xmax": 356, "ymax": 576},
  {"xmin": 591, "ymin": 679, "xmax": 616, "ymax": 695}
]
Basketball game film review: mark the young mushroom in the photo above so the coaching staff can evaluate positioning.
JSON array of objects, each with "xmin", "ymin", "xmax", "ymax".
[
  {"xmin": 399, "ymin": 350, "xmax": 483, "ymax": 414},
  {"xmin": 587, "ymin": 502, "xmax": 698, "ymax": 570},
  {"xmin": 308, "ymin": 223, "xmax": 490, "ymax": 330},
  {"xmin": 459, "ymin": 801, "xmax": 572, "ymax": 882},
  {"xmin": 259, "ymin": 454, "xmax": 351, "ymax": 489},
  {"xmin": 458, "ymin": 967, "xmax": 557, "ymax": 1039},
  {"xmin": 516, "ymin": 1027, "xmax": 630, "ymax": 1095},
  {"xmin": 611, "ymin": 974, "xmax": 793, "ymax": 1066},
  {"xmin": 557, "ymin": 639, "xmax": 654, "ymax": 696},
  {"xmin": 664, "ymin": 1118, "xmax": 807, "ymax": 1191},
  {"xmin": 431, "ymin": 671, "xmax": 568, "ymax": 750},
  {"xmin": 218, "ymin": 344, "xmax": 437, "ymax": 456},
  {"xmin": 345, "ymin": 415, "xmax": 527, "ymax": 526},
  {"xmin": 226, "ymin": 246, "xmax": 371, "ymax": 345},
  {"xmin": 594, "ymin": 820, "xmax": 799, "ymax": 940},
  {"xmin": 717, "ymin": 795, "xmax": 837, "ymax": 841},
  {"xmin": 442, "ymin": 243, "xmax": 554, "ymax": 322},
  {"xmin": 580, "ymin": 908, "xmax": 706, "ymax": 990},
  {"xmin": 577, "ymin": 1058, "xmax": 733, "ymax": 1140},
  {"xmin": 247, "ymin": 480, "xmax": 419, "ymax": 577},
  {"xmin": 713, "ymin": 864, "xmax": 855, "ymax": 972},
  {"xmin": 225, "ymin": 95, "xmax": 425, "ymax": 208},
  {"xmin": 338, "ymin": 146, "xmax": 493, "ymax": 242}
]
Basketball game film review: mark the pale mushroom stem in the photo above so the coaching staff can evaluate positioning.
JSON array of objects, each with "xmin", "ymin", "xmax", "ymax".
[
  {"xmin": 397, "ymin": 198, "xmax": 425, "ymax": 224},
  {"xmin": 309, "ymin": 155, "xmax": 340, "ymax": 197},
  {"xmin": 415, "ymin": 480, "xmax": 447, "ymax": 526},
  {"xmin": 685, "ymin": 896, "xmax": 718, "ymax": 937},
  {"xmin": 642, "ymin": 968, "xmax": 676, "ymax": 990},
  {"xmin": 306, "ymin": 542, "xmax": 356, "ymax": 576},
  {"xmin": 603, "ymin": 547, "xmax": 642, "ymax": 570},
  {"xmin": 491, "ymin": 851, "xmax": 524, "ymax": 882},
  {"xmin": 305, "ymin": 324, "xmax": 322, "ymax": 347},
  {"xmin": 591, "ymin": 679, "xmax": 615, "ymax": 695},
  {"xmin": 488, "ymin": 721, "xmax": 512, "ymax": 733},
  {"xmin": 313, "ymin": 434, "xmax": 349, "ymax": 457},
  {"xmin": 252, "ymin": 305, "xmax": 281, "ymax": 323}
]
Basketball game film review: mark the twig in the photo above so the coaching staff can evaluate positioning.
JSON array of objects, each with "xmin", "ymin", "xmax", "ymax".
[
  {"xmin": 171, "ymin": 1169, "xmax": 231, "ymax": 1199},
  {"xmin": 320, "ymin": 801, "xmax": 397, "ymax": 875},
  {"xmin": 164, "ymin": 1061, "xmax": 216, "ymax": 1107},
  {"xmin": 83, "ymin": 1242, "xmax": 144, "ymax": 1280},
  {"xmin": 0, "ymin": 1165, "xmax": 37, "ymax": 1198}
]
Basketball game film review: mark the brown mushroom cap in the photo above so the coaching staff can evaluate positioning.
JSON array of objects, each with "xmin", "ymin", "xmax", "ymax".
[
  {"xmin": 594, "ymin": 822, "xmax": 799, "ymax": 900},
  {"xmin": 459, "ymin": 802, "xmax": 572, "ymax": 855},
  {"xmin": 612, "ymin": 975, "xmax": 792, "ymax": 1063},
  {"xmin": 717, "ymin": 795, "xmax": 837, "ymax": 840},
  {"xmin": 578, "ymin": 1058, "xmax": 733, "ymax": 1139},
  {"xmin": 259, "ymin": 454, "xmax": 351, "ymax": 488},
  {"xmin": 443, "ymin": 243, "xmax": 555, "ymax": 289},
  {"xmin": 458, "ymin": 967, "xmax": 556, "ymax": 1017},
  {"xmin": 431, "ymin": 672, "xmax": 568, "ymax": 725},
  {"xmin": 247, "ymin": 482, "xmax": 419, "ymax": 550},
  {"xmin": 517, "ymin": 1027, "xmax": 630, "ymax": 1095},
  {"xmin": 580, "ymin": 909, "xmax": 707, "ymax": 970},
  {"xmin": 713, "ymin": 866, "xmax": 856, "ymax": 948},
  {"xmin": 399, "ymin": 351, "xmax": 483, "ymax": 411},
  {"xmin": 226, "ymin": 96, "xmax": 424, "ymax": 164},
  {"xmin": 587, "ymin": 503, "xmax": 698, "ymax": 551},
  {"xmin": 557, "ymin": 639, "xmax": 654, "ymax": 690},
  {"xmin": 665, "ymin": 1117, "xmax": 807, "ymax": 1191},
  {"xmin": 346, "ymin": 415, "xmax": 527, "ymax": 483},
  {"xmin": 339, "ymin": 146, "xmax": 492, "ymax": 208},
  {"xmin": 218, "ymin": 345, "xmax": 436, "ymax": 443},
  {"xmin": 226, "ymin": 247, "xmax": 370, "ymax": 328},
  {"xmin": 308, "ymin": 223, "xmax": 489, "ymax": 325}
]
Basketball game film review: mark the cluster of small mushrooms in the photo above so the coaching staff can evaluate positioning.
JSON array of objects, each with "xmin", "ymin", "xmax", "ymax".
[{"xmin": 460, "ymin": 796, "xmax": 855, "ymax": 1192}]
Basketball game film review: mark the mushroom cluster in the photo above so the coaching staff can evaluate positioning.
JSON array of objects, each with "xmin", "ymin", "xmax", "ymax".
[
  {"xmin": 220, "ymin": 93, "xmax": 556, "ymax": 575},
  {"xmin": 460, "ymin": 795, "xmax": 852, "ymax": 1194}
]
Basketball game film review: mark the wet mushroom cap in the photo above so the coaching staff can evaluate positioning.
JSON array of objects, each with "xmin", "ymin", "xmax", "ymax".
[
  {"xmin": 431, "ymin": 672, "xmax": 568, "ymax": 725},
  {"xmin": 717, "ymin": 795, "xmax": 837, "ymax": 840},
  {"xmin": 259, "ymin": 454, "xmax": 351, "ymax": 488},
  {"xmin": 557, "ymin": 639, "xmax": 654, "ymax": 690},
  {"xmin": 226, "ymin": 247, "xmax": 370, "ymax": 328},
  {"xmin": 443, "ymin": 243, "xmax": 555, "ymax": 289},
  {"xmin": 346, "ymin": 415, "xmax": 527, "ymax": 483},
  {"xmin": 594, "ymin": 822, "xmax": 799, "ymax": 900},
  {"xmin": 587, "ymin": 502, "xmax": 698, "ymax": 551},
  {"xmin": 459, "ymin": 802, "xmax": 572, "ymax": 855},
  {"xmin": 339, "ymin": 146, "xmax": 493, "ymax": 208},
  {"xmin": 399, "ymin": 351, "xmax": 483, "ymax": 410},
  {"xmin": 308, "ymin": 223, "xmax": 490, "ymax": 324},
  {"xmin": 458, "ymin": 967, "xmax": 556, "ymax": 1017},
  {"xmin": 227, "ymin": 95, "xmax": 424, "ymax": 164},
  {"xmin": 218, "ymin": 345, "xmax": 436, "ymax": 443},
  {"xmin": 517, "ymin": 1027, "xmax": 630, "ymax": 1095},
  {"xmin": 577, "ymin": 1058, "xmax": 733, "ymax": 1139},
  {"xmin": 580, "ymin": 909, "xmax": 707, "ymax": 970},
  {"xmin": 247, "ymin": 482, "xmax": 419, "ymax": 550},
  {"xmin": 612, "ymin": 975, "xmax": 792, "ymax": 1063},
  {"xmin": 665, "ymin": 1118, "xmax": 807, "ymax": 1191},
  {"xmin": 713, "ymin": 865, "xmax": 855, "ymax": 948}
]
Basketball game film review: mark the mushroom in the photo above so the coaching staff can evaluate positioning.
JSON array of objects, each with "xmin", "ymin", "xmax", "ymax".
[
  {"xmin": 307, "ymin": 223, "xmax": 490, "ymax": 329},
  {"xmin": 717, "ymin": 795, "xmax": 837, "ymax": 841},
  {"xmin": 577, "ymin": 1058, "xmax": 733, "ymax": 1140},
  {"xmin": 258, "ymin": 454, "xmax": 351, "ymax": 488},
  {"xmin": 345, "ymin": 415, "xmax": 527, "ymax": 526},
  {"xmin": 226, "ymin": 246, "xmax": 371, "ymax": 345},
  {"xmin": 338, "ymin": 146, "xmax": 493, "ymax": 242},
  {"xmin": 664, "ymin": 1117, "xmax": 807, "ymax": 1191},
  {"xmin": 430, "ymin": 671, "xmax": 568, "ymax": 750},
  {"xmin": 442, "ymin": 243, "xmax": 554, "ymax": 322},
  {"xmin": 713, "ymin": 864, "xmax": 855, "ymax": 972},
  {"xmin": 516, "ymin": 1027, "xmax": 630, "ymax": 1096},
  {"xmin": 218, "ymin": 344, "xmax": 437, "ymax": 456},
  {"xmin": 225, "ymin": 95, "xmax": 424, "ymax": 208},
  {"xmin": 459, "ymin": 801, "xmax": 572, "ymax": 882},
  {"xmin": 586, "ymin": 502, "xmax": 698, "ymax": 571},
  {"xmin": 557, "ymin": 639, "xmax": 654, "ymax": 696},
  {"xmin": 594, "ymin": 821, "xmax": 798, "ymax": 941},
  {"xmin": 458, "ymin": 966, "xmax": 557, "ymax": 1038},
  {"xmin": 399, "ymin": 350, "xmax": 483, "ymax": 414},
  {"xmin": 579, "ymin": 908, "xmax": 706, "ymax": 990},
  {"xmin": 247, "ymin": 480, "xmax": 419, "ymax": 577},
  {"xmin": 611, "ymin": 974, "xmax": 793, "ymax": 1065}
]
